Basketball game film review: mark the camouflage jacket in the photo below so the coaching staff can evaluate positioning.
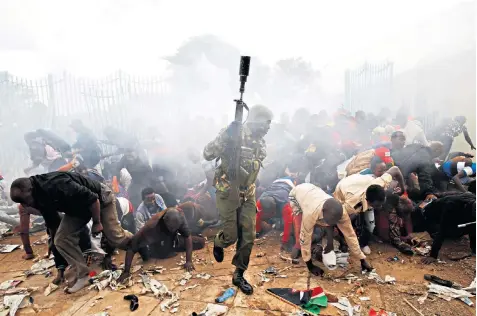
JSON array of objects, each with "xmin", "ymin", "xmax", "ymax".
[{"xmin": 203, "ymin": 125, "xmax": 266, "ymax": 199}]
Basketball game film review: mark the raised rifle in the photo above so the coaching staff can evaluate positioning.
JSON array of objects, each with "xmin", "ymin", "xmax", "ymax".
[{"xmin": 227, "ymin": 56, "xmax": 251, "ymax": 202}]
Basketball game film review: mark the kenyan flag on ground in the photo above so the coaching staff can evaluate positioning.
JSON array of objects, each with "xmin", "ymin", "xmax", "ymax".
[{"xmin": 267, "ymin": 286, "xmax": 328, "ymax": 315}]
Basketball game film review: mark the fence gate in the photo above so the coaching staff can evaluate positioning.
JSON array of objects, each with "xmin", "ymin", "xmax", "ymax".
[
  {"xmin": 344, "ymin": 62, "xmax": 393, "ymax": 114},
  {"xmin": 0, "ymin": 71, "xmax": 169, "ymax": 179}
]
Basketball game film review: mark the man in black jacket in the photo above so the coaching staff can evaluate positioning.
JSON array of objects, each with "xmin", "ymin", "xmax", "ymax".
[
  {"xmin": 391, "ymin": 142, "xmax": 444, "ymax": 200},
  {"xmin": 10, "ymin": 172, "xmax": 132, "ymax": 293},
  {"xmin": 421, "ymin": 192, "xmax": 476, "ymax": 264}
]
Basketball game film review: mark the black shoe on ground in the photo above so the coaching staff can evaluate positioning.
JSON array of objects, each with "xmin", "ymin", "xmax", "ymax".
[
  {"xmin": 232, "ymin": 269, "xmax": 253, "ymax": 295},
  {"xmin": 213, "ymin": 245, "xmax": 224, "ymax": 263}
]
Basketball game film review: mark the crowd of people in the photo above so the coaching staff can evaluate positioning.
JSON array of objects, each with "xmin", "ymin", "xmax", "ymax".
[{"xmin": 0, "ymin": 105, "xmax": 474, "ymax": 296}]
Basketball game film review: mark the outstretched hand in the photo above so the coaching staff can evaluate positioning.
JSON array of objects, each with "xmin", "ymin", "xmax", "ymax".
[
  {"xmin": 360, "ymin": 259, "xmax": 373, "ymax": 272},
  {"xmin": 184, "ymin": 261, "xmax": 195, "ymax": 272},
  {"xmin": 306, "ymin": 260, "xmax": 324, "ymax": 277}
]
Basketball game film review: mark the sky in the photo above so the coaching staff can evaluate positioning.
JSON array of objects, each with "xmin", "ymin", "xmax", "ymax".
[{"xmin": 0, "ymin": 0, "xmax": 473, "ymax": 93}]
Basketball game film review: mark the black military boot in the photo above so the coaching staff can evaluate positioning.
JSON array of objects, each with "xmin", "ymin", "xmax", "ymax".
[
  {"xmin": 232, "ymin": 268, "xmax": 253, "ymax": 295},
  {"xmin": 213, "ymin": 244, "xmax": 224, "ymax": 263}
]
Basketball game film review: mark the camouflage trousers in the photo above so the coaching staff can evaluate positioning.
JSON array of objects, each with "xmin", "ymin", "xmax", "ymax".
[{"xmin": 214, "ymin": 190, "xmax": 257, "ymax": 271}]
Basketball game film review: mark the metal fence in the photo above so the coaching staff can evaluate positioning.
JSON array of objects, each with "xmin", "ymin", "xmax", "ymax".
[
  {"xmin": 344, "ymin": 62, "xmax": 394, "ymax": 114},
  {"xmin": 0, "ymin": 71, "xmax": 170, "ymax": 179}
]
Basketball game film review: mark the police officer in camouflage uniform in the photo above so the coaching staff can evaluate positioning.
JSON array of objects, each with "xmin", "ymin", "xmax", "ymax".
[{"xmin": 203, "ymin": 104, "xmax": 273, "ymax": 295}]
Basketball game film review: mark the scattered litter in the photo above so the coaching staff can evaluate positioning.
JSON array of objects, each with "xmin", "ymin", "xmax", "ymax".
[
  {"xmin": 25, "ymin": 259, "xmax": 55, "ymax": 277},
  {"xmin": 256, "ymin": 252, "xmax": 265, "ymax": 258},
  {"xmin": 0, "ymin": 245, "xmax": 19, "ymax": 253},
  {"xmin": 384, "ymin": 275, "xmax": 396, "ymax": 284},
  {"xmin": 0, "ymin": 281, "xmax": 22, "ymax": 291},
  {"xmin": 3, "ymin": 294, "xmax": 30, "ymax": 316},
  {"xmin": 170, "ymin": 307, "xmax": 178, "ymax": 313},
  {"xmin": 32, "ymin": 235, "xmax": 49, "ymax": 245},
  {"xmin": 104, "ymin": 306, "xmax": 112, "ymax": 310},
  {"xmin": 427, "ymin": 282, "xmax": 474, "ymax": 302},
  {"xmin": 196, "ymin": 273, "xmax": 211, "ymax": 280},
  {"xmin": 159, "ymin": 293, "xmax": 179, "ymax": 312},
  {"xmin": 0, "ymin": 287, "xmax": 38, "ymax": 298},
  {"xmin": 413, "ymin": 246, "xmax": 431, "ymax": 256},
  {"xmin": 145, "ymin": 266, "xmax": 166, "ymax": 274},
  {"xmin": 417, "ymin": 293, "xmax": 428, "ymax": 305},
  {"xmin": 359, "ymin": 296, "xmax": 370, "ymax": 301},
  {"xmin": 215, "ymin": 288, "xmax": 235, "ymax": 303},
  {"xmin": 369, "ymin": 308, "xmax": 397, "ymax": 316},
  {"xmin": 140, "ymin": 273, "xmax": 178, "ymax": 312},
  {"xmin": 459, "ymin": 296, "xmax": 474, "ymax": 306},
  {"xmin": 180, "ymin": 284, "xmax": 199, "ymax": 292},
  {"xmin": 192, "ymin": 303, "xmax": 228, "ymax": 316},
  {"xmin": 169, "ymin": 267, "xmax": 182, "ymax": 271},
  {"xmin": 89, "ymin": 312, "xmax": 109, "ymax": 316},
  {"xmin": 386, "ymin": 256, "xmax": 399, "ymax": 262},
  {"xmin": 44, "ymin": 283, "xmax": 58, "ymax": 296},
  {"xmin": 366, "ymin": 271, "xmax": 384, "ymax": 284},
  {"xmin": 264, "ymin": 266, "xmax": 277, "ymax": 274},
  {"xmin": 131, "ymin": 265, "xmax": 142, "ymax": 274},
  {"xmin": 258, "ymin": 274, "xmax": 271, "ymax": 286},
  {"xmin": 330, "ymin": 297, "xmax": 353, "ymax": 316},
  {"xmin": 463, "ymin": 277, "xmax": 476, "ymax": 294},
  {"xmin": 88, "ymin": 270, "xmax": 132, "ymax": 291},
  {"xmin": 178, "ymin": 272, "xmax": 192, "ymax": 286}
]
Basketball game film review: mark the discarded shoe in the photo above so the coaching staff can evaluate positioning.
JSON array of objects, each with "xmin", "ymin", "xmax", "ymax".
[
  {"xmin": 213, "ymin": 245, "xmax": 224, "ymax": 263},
  {"xmin": 124, "ymin": 294, "xmax": 139, "ymax": 311}
]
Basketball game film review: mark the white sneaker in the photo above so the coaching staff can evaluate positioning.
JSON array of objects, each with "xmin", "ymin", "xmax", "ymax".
[{"xmin": 361, "ymin": 246, "xmax": 371, "ymax": 255}]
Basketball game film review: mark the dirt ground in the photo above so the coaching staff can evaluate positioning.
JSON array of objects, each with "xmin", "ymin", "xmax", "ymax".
[{"xmin": 0, "ymin": 229, "xmax": 474, "ymax": 316}]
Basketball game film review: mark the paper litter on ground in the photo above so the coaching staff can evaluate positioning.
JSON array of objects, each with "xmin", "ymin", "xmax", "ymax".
[
  {"xmin": 3, "ymin": 294, "xmax": 31, "ymax": 316},
  {"xmin": 25, "ymin": 259, "xmax": 55, "ymax": 277},
  {"xmin": 178, "ymin": 272, "xmax": 192, "ymax": 286},
  {"xmin": 384, "ymin": 275, "xmax": 396, "ymax": 284},
  {"xmin": 427, "ymin": 282, "xmax": 474, "ymax": 302},
  {"xmin": 0, "ymin": 281, "xmax": 22, "ymax": 291},
  {"xmin": 44, "ymin": 283, "xmax": 58, "ymax": 296},
  {"xmin": 88, "ymin": 270, "xmax": 132, "ymax": 291},
  {"xmin": 0, "ymin": 245, "xmax": 19, "ymax": 253},
  {"xmin": 196, "ymin": 303, "xmax": 228, "ymax": 316},
  {"xmin": 196, "ymin": 273, "xmax": 211, "ymax": 280},
  {"xmin": 330, "ymin": 297, "xmax": 353, "ymax": 316}
]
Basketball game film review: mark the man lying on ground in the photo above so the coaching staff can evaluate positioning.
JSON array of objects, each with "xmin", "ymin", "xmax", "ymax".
[{"xmin": 118, "ymin": 207, "xmax": 205, "ymax": 283}]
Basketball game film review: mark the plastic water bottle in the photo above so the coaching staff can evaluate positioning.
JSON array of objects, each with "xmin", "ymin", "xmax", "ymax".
[{"xmin": 215, "ymin": 288, "xmax": 236, "ymax": 303}]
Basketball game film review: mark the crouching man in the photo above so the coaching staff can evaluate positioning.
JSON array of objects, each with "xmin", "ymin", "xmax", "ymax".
[
  {"xmin": 118, "ymin": 207, "xmax": 206, "ymax": 283},
  {"xmin": 10, "ymin": 171, "xmax": 133, "ymax": 293},
  {"xmin": 289, "ymin": 183, "xmax": 373, "ymax": 276}
]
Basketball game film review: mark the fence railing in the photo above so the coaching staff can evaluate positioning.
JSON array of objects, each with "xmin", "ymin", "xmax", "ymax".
[
  {"xmin": 0, "ymin": 71, "xmax": 170, "ymax": 179},
  {"xmin": 344, "ymin": 62, "xmax": 394, "ymax": 114}
]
